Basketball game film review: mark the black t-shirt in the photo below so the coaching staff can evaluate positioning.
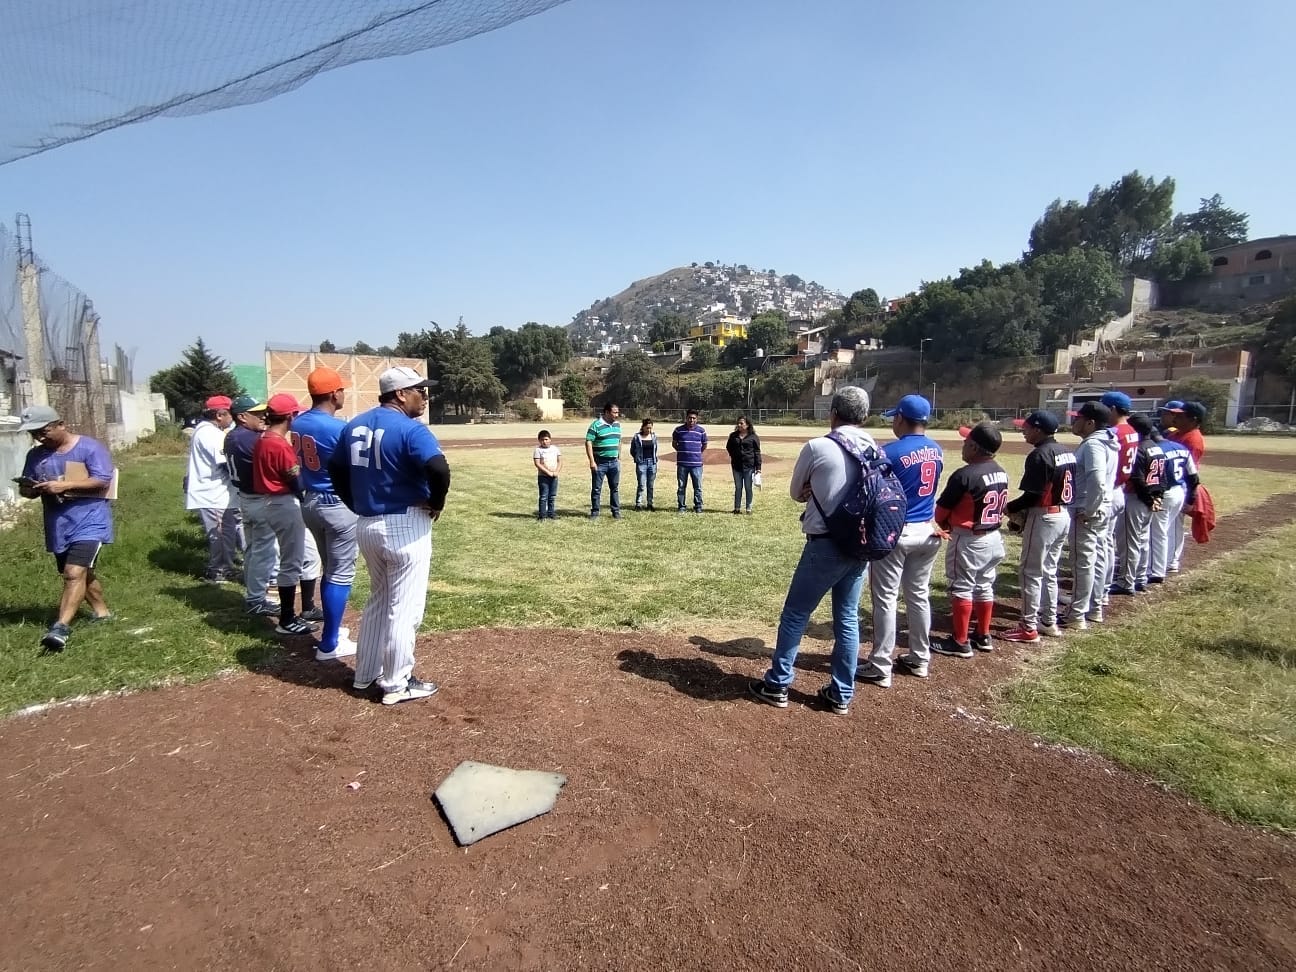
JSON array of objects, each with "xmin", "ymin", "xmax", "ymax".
[
  {"xmin": 935, "ymin": 460, "xmax": 1010, "ymax": 531},
  {"xmin": 1008, "ymin": 436, "xmax": 1076, "ymax": 512}
]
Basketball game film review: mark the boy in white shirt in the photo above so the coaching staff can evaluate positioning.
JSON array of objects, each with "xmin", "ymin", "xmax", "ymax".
[{"xmin": 533, "ymin": 430, "xmax": 562, "ymax": 520}]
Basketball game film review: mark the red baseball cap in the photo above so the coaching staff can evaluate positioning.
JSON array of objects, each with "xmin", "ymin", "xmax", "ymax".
[
  {"xmin": 266, "ymin": 393, "xmax": 302, "ymax": 416},
  {"xmin": 307, "ymin": 366, "xmax": 346, "ymax": 395},
  {"xmin": 204, "ymin": 395, "xmax": 233, "ymax": 410}
]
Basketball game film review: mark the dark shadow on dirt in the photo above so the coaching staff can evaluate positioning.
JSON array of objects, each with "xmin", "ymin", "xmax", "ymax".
[
  {"xmin": 233, "ymin": 643, "xmax": 375, "ymax": 699},
  {"xmin": 616, "ymin": 648, "xmax": 749, "ymax": 701}
]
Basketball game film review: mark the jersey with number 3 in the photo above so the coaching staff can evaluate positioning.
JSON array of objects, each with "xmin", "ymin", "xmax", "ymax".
[
  {"xmin": 882, "ymin": 434, "xmax": 943, "ymax": 522},
  {"xmin": 1112, "ymin": 420, "xmax": 1139, "ymax": 487},
  {"xmin": 291, "ymin": 408, "xmax": 347, "ymax": 493},
  {"xmin": 338, "ymin": 406, "xmax": 444, "ymax": 516},
  {"xmin": 936, "ymin": 461, "xmax": 1009, "ymax": 531}
]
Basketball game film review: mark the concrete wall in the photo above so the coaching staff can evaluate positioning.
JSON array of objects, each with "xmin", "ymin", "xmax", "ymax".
[
  {"xmin": 107, "ymin": 388, "xmax": 167, "ymax": 449},
  {"xmin": 0, "ymin": 429, "xmax": 30, "ymax": 506}
]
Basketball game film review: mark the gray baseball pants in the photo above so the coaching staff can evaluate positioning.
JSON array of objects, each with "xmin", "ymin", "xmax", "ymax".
[
  {"xmin": 198, "ymin": 507, "xmax": 241, "ymax": 577},
  {"xmin": 263, "ymin": 494, "xmax": 306, "ymax": 587},
  {"xmin": 866, "ymin": 523, "xmax": 941, "ymax": 678},
  {"xmin": 945, "ymin": 527, "xmax": 1005, "ymax": 602},
  {"xmin": 1149, "ymin": 485, "xmax": 1184, "ymax": 579},
  {"xmin": 1101, "ymin": 489, "xmax": 1126, "ymax": 596},
  {"xmin": 1118, "ymin": 495, "xmax": 1154, "ymax": 590},
  {"xmin": 1019, "ymin": 507, "xmax": 1070, "ymax": 629},
  {"xmin": 239, "ymin": 493, "xmax": 278, "ymax": 604},
  {"xmin": 1068, "ymin": 508, "xmax": 1108, "ymax": 619},
  {"xmin": 302, "ymin": 492, "xmax": 359, "ymax": 584}
]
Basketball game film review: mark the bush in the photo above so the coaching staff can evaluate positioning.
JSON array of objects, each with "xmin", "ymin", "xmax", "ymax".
[
  {"xmin": 930, "ymin": 407, "xmax": 990, "ymax": 430},
  {"xmin": 1167, "ymin": 377, "xmax": 1228, "ymax": 433},
  {"xmin": 509, "ymin": 401, "xmax": 543, "ymax": 422},
  {"xmin": 120, "ymin": 418, "xmax": 189, "ymax": 457}
]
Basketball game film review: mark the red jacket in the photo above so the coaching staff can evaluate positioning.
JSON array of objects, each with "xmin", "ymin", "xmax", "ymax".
[{"xmin": 1186, "ymin": 484, "xmax": 1216, "ymax": 544}]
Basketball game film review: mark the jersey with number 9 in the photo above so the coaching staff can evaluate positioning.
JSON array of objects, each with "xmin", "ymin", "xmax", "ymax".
[{"xmin": 882, "ymin": 434, "xmax": 944, "ymax": 523}]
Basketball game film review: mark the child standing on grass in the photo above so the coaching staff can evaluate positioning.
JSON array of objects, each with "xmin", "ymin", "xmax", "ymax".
[{"xmin": 534, "ymin": 430, "xmax": 562, "ymax": 520}]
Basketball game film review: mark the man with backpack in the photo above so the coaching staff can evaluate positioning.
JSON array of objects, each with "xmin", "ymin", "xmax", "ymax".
[{"xmin": 749, "ymin": 386, "xmax": 892, "ymax": 717}]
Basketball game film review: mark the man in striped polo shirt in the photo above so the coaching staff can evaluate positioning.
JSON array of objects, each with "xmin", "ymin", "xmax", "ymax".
[
  {"xmin": 585, "ymin": 402, "xmax": 623, "ymax": 519},
  {"xmin": 672, "ymin": 408, "xmax": 708, "ymax": 513}
]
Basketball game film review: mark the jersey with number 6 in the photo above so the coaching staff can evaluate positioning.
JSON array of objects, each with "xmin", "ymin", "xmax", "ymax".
[
  {"xmin": 882, "ymin": 434, "xmax": 943, "ymax": 522},
  {"xmin": 935, "ymin": 460, "xmax": 1009, "ymax": 531},
  {"xmin": 290, "ymin": 408, "xmax": 347, "ymax": 493},
  {"xmin": 335, "ymin": 406, "xmax": 444, "ymax": 516},
  {"xmin": 1018, "ymin": 437, "xmax": 1077, "ymax": 508}
]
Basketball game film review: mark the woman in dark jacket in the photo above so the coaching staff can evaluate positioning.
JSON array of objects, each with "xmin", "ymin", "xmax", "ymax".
[{"xmin": 725, "ymin": 415, "xmax": 761, "ymax": 514}]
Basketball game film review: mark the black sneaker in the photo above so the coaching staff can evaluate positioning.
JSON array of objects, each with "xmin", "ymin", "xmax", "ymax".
[
  {"xmin": 748, "ymin": 680, "xmax": 789, "ymax": 708},
  {"xmin": 815, "ymin": 685, "xmax": 849, "ymax": 716},
  {"xmin": 1134, "ymin": 582, "xmax": 1147, "ymax": 592},
  {"xmin": 381, "ymin": 677, "xmax": 439, "ymax": 706},
  {"xmin": 41, "ymin": 622, "xmax": 71, "ymax": 652},
  {"xmin": 1147, "ymin": 576, "xmax": 1165, "ymax": 585},
  {"xmin": 970, "ymin": 633, "xmax": 993, "ymax": 653},
  {"xmin": 275, "ymin": 617, "xmax": 314, "ymax": 636},
  {"xmin": 931, "ymin": 636, "xmax": 974, "ymax": 659},
  {"xmin": 1108, "ymin": 585, "xmax": 1136, "ymax": 597},
  {"xmin": 299, "ymin": 607, "xmax": 324, "ymax": 623}
]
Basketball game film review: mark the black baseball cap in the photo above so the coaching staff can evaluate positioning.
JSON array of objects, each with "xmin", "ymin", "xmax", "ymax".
[
  {"xmin": 958, "ymin": 421, "xmax": 1002, "ymax": 454},
  {"xmin": 1012, "ymin": 410, "xmax": 1060, "ymax": 434},
  {"xmin": 1068, "ymin": 401, "xmax": 1112, "ymax": 426},
  {"xmin": 1128, "ymin": 413, "xmax": 1155, "ymax": 435},
  {"xmin": 1182, "ymin": 401, "xmax": 1207, "ymax": 421}
]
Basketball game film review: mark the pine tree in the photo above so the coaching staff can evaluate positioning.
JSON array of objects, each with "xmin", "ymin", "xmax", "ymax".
[{"xmin": 150, "ymin": 337, "xmax": 242, "ymax": 420}]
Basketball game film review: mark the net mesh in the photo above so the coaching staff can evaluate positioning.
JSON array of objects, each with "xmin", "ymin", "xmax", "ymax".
[{"xmin": 1, "ymin": 0, "xmax": 569, "ymax": 165}]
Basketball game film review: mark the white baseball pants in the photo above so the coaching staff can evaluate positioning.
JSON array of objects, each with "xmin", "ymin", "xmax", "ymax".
[
  {"xmin": 1102, "ymin": 489, "xmax": 1126, "ymax": 595},
  {"xmin": 1068, "ymin": 508, "xmax": 1109, "ymax": 619},
  {"xmin": 945, "ymin": 527, "xmax": 1005, "ymax": 602},
  {"xmin": 1019, "ymin": 508, "xmax": 1070, "ymax": 629},
  {"xmin": 1119, "ymin": 496, "xmax": 1154, "ymax": 589},
  {"xmin": 1149, "ymin": 485, "xmax": 1185, "ymax": 580},
  {"xmin": 866, "ymin": 523, "xmax": 941, "ymax": 678},
  {"xmin": 354, "ymin": 509, "xmax": 433, "ymax": 693}
]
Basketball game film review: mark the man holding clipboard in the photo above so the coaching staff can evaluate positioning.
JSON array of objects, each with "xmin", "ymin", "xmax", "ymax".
[{"xmin": 15, "ymin": 404, "xmax": 116, "ymax": 652}]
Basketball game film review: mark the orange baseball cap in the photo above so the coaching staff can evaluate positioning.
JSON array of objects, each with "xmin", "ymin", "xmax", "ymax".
[{"xmin": 307, "ymin": 366, "xmax": 346, "ymax": 395}]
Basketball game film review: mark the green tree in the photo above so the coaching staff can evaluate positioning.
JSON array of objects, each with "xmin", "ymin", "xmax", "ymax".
[
  {"xmin": 1260, "ymin": 298, "xmax": 1296, "ymax": 382},
  {"xmin": 841, "ymin": 288, "xmax": 881, "ymax": 327},
  {"xmin": 1028, "ymin": 171, "xmax": 1175, "ymax": 268},
  {"xmin": 602, "ymin": 351, "xmax": 667, "ymax": 411},
  {"xmin": 395, "ymin": 324, "xmax": 505, "ymax": 415},
  {"xmin": 712, "ymin": 368, "xmax": 748, "ymax": 407},
  {"xmin": 491, "ymin": 322, "xmax": 571, "ymax": 391},
  {"xmin": 1147, "ymin": 232, "xmax": 1212, "ymax": 283},
  {"xmin": 763, "ymin": 364, "xmax": 809, "ymax": 408},
  {"xmin": 559, "ymin": 372, "xmax": 589, "ymax": 409},
  {"xmin": 649, "ymin": 312, "xmax": 690, "ymax": 345},
  {"xmin": 352, "ymin": 340, "xmax": 376, "ymax": 356},
  {"xmin": 1031, "ymin": 247, "xmax": 1123, "ymax": 348},
  {"xmin": 685, "ymin": 341, "xmax": 718, "ymax": 371},
  {"xmin": 1171, "ymin": 194, "xmax": 1249, "ymax": 251},
  {"xmin": 746, "ymin": 311, "xmax": 792, "ymax": 355},
  {"xmin": 318, "ymin": 339, "xmax": 337, "ymax": 353},
  {"xmin": 149, "ymin": 337, "xmax": 242, "ymax": 420},
  {"xmin": 781, "ymin": 273, "xmax": 804, "ymax": 290},
  {"xmin": 682, "ymin": 370, "xmax": 716, "ymax": 409}
]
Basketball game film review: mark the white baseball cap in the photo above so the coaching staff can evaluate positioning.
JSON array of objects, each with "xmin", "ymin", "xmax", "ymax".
[{"xmin": 378, "ymin": 366, "xmax": 432, "ymax": 395}]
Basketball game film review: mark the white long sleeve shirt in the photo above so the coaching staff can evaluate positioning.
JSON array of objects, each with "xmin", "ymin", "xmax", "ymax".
[{"xmin": 184, "ymin": 421, "xmax": 236, "ymax": 511}]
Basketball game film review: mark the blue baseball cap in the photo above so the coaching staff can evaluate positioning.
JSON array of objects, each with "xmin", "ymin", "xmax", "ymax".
[
  {"xmin": 882, "ymin": 394, "xmax": 932, "ymax": 422},
  {"xmin": 1158, "ymin": 399, "xmax": 1185, "ymax": 412},
  {"xmin": 1100, "ymin": 391, "xmax": 1132, "ymax": 411}
]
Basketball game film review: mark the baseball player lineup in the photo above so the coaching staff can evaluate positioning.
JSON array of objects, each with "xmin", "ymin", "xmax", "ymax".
[{"xmin": 171, "ymin": 374, "xmax": 1209, "ymax": 707}]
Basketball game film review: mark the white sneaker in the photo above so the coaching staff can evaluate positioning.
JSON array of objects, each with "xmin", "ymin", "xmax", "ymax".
[
  {"xmin": 1068, "ymin": 617, "xmax": 1089, "ymax": 631},
  {"xmin": 316, "ymin": 636, "xmax": 358, "ymax": 661},
  {"xmin": 1086, "ymin": 607, "xmax": 1104, "ymax": 624},
  {"xmin": 1038, "ymin": 623, "xmax": 1063, "ymax": 638},
  {"xmin": 382, "ymin": 677, "xmax": 439, "ymax": 706}
]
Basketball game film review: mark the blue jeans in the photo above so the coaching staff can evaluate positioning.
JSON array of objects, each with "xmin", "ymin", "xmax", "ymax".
[
  {"xmin": 763, "ymin": 537, "xmax": 867, "ymax": 703},
  {"xmin": 537, "ymin": 474, "xmax": 558, "ymax": 519},
  {"xmin": 676, "ymin": 465, "xmax": 703, "ymax": 511},
  {"xmin": 732, "ymin": 468, "xmax": 754, "ymax": 511},
  {"xmin": 590, "ymin": 459, "xmax": 620, "ymax": 517},
  {"xmin": 635, "ymin": 461, "xmax": 657, "ymax": 508}
]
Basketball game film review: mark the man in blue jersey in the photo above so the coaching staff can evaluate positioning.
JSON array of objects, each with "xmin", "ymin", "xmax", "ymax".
[
  {"xmin": 226, "ymin": 395, "xmax": 278, "ymax": 616},
  {"xmin": 672, "ymin": 408, "xmax": 708, "ymax": 513},
  {"xmin": 859, "ymin": 395, "xmax": 946, "ymax": 682},
  {"xmin": 1149, "ymin": 430, "xmax": 1198, "ymax": 582},
  {"xmin": 293, "ymin": 367, "xmax": 359, "ymax": 661},
  {"xmin": 329, "ymin": 366, "xmax": 450, "ymax": 706}
]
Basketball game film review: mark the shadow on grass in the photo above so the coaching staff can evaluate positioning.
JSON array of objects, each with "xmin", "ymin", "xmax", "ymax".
[
  {"xmin": 487, "ymin": 511, "xmax": 601, "ymax": 520},
  {"xmin": 616, "ymin": 648, "xmax": 749, "ymax": 702},
  {"xmin": 148, "ymin": 527, "xmax": 208, "ymax": 578},
  {"xmin": 1197, "ymin": 637, "xmax": 1295, "ymax": 667},
  {"xmin": 0, "ymin": 603, "xmax": 56, "ymax": 627}
]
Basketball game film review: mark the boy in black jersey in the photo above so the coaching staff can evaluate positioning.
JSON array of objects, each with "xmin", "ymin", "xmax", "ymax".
[
  {"xmin": 932, "ymin": 422, "xmax": 1010, "ymax": 656},
  {"xmin": 1003, "ymin": 411, "xmax": 1076, "ymax": 643},
  {"xmin": 1112, "ymin": 413, "xmax": 1166, "ymax": 595}
]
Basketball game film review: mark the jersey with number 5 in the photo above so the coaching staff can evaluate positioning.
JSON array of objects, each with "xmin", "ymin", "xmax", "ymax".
[
  {"xmin": 335, "ymin": 406, "xmax": 444, "ymax": 516},
  {"xmin": 882, "ymin": 434, "xmax": 943, "ymax": 522},
  {"xmin": 290, "ymin": 408, "xmax": 347, "ymax": 493}
]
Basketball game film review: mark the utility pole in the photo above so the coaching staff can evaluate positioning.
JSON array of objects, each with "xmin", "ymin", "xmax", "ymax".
[
  {"xmin": 918, "ymin": 337, "xmax": 932, "ymax": 392},
  {"xmin": 16, "ymin": 213, "xmax": 48, "ymax": 409}
]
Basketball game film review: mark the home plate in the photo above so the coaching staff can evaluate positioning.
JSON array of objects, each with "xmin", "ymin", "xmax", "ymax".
[{"xmin": 433, "ymin": 761, "xmax": 567, "ymax": 846}]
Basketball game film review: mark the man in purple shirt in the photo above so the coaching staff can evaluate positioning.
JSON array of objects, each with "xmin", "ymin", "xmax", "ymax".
[
  {"xmin": 16, "ymin": 405, "xmax": 116, "ymax": 652},
  {"xmin": 671, "ymin": 408, "xmax": 708, "ymax": 513}
]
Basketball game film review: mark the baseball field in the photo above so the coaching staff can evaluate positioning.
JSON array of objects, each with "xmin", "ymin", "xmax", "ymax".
[{"xmin": 1, "ymin": 424, "xmax": 1293, "ymax": 969}]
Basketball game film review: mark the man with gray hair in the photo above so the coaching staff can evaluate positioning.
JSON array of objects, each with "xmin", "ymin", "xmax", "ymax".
[
  {"xmin": 185, "ymin": 394, "xmax": 241, "ymax": 584},
  {"xmin": 750, "ymin": 385, "xmax": 877, "ymax": 716}
]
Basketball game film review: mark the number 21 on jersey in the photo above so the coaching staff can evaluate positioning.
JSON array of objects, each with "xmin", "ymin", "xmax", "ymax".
[{"xmin": 350, "ymin": 427, "xmax": 386, "ymax": 469}]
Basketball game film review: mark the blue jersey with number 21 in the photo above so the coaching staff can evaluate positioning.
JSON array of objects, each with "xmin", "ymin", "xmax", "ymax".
[
  {"xmin": 883, "ymin": 434, "xmax": 944, "ymax": 522},
  {"xmin": 339, "ymin": 406, "xmax": 444, "ymax": 516}
]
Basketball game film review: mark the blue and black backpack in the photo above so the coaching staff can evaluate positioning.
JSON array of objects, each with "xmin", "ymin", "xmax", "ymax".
[{"xmin": 811, "ymin": 431, "xmax": 908, "ymax": 561}]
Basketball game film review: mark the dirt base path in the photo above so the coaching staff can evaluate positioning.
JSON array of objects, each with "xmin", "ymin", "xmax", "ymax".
[{"xmin": 3, "ymin": 493, "xmax": 1296, "ymax": 970}]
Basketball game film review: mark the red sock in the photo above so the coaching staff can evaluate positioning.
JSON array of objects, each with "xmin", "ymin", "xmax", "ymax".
[
  {"xmin": 974, "ymin": 600, "xmax": 994, "ymax": 636},
  {"xmin": 951, "ymin": 597, "xmax": 973, "ymax": 644}
]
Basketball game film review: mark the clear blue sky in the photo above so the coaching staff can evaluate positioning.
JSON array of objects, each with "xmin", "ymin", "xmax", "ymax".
[{"xmin": 1, "ymin": 0, "xmax": 1292, "ymax": 379}]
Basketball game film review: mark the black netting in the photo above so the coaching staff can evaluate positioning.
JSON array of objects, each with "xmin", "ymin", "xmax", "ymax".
[{"xmin": 1, "ymin": 0, "xmax": 569, "ymax": 165}]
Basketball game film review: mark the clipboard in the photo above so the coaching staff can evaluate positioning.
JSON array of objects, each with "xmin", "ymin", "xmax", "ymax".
[{"xmin": 61, "ymin": 460, "xmax": 119, "ymax": 500}]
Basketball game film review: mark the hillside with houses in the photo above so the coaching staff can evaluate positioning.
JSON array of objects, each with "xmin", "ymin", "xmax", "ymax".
[{"xmin": 568, "ymin": 263, "xmax": 845, "ymax": 353}]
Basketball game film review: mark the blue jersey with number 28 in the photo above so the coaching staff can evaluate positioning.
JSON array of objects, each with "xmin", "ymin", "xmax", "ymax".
[
  {"xmin": 882, "ymin": 434, "xmax": 944, "ymax": 523},
  {"xmin": 291, "ymin": 408, "xmax": 347, "ymax": 493},
  {"xmin": 338, "ymin": 406, "xmax": 444, "ymax": 516}
]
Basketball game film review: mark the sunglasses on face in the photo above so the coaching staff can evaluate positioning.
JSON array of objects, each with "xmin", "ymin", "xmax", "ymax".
[{"xmin": 28, "ymin": 424, "xmax": 56, "ymax": 439}]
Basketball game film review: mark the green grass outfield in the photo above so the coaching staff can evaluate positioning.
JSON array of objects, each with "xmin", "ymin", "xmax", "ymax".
[{"xmin": 1, "ymin": 430, "xmax": 1293, "ymax": 829}]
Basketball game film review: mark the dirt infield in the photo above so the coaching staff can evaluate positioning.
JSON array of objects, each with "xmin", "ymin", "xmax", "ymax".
[{"xmin": 3, "ymin": 497, "xmax": 1296, "ymax": 970}]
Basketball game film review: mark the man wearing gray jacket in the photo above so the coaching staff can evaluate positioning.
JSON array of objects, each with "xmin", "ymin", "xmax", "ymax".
[{"xmin": 1063, "ymin": 401, "xmax": 1114, "ymax": 629}]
